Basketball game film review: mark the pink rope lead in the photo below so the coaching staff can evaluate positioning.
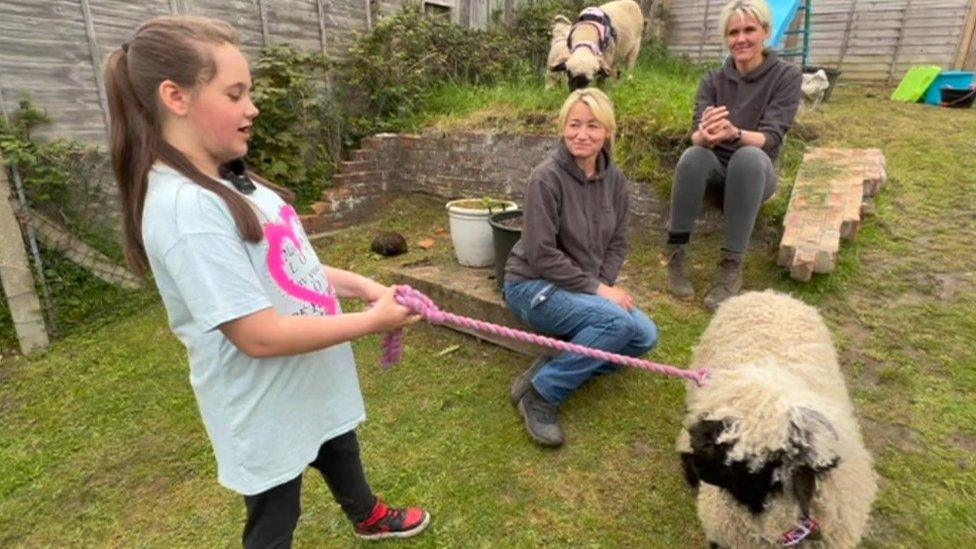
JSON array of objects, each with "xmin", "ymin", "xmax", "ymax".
[{"xmin": 380, "ymin": 285, "xmax": 710, "ymax": 387}]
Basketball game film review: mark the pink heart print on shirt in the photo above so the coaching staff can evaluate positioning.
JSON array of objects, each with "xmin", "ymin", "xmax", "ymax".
[{"xmin": 264, "ymin": 204, "xmax": 339, "ymax": 315}]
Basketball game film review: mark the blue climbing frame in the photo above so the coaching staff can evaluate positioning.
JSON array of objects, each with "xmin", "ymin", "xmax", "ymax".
[{"xmin": 768, "ymin": 0, "xmax": 812, "ymax": 67}]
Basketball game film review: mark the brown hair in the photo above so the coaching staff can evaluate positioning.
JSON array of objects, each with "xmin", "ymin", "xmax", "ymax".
[{"xmin": 105, "ymin": 16, "xmax": 286, "ymax": 275}]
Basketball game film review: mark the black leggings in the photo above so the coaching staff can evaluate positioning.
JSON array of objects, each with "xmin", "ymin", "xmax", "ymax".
[{"xmin": 242, "ymin": 430, "xmax": 375, "ymax": 549}]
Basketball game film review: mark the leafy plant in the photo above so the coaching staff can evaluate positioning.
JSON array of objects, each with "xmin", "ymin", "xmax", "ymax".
[
  {"xmin": 247, "ymin": 43, "xmax": 339, "ymax": 206},
  {"xmin": 340, "ymin": 1, "xmax": 588, "ymax": 139},
  {"xmin": 0, "ymin": 99, "xmax": 116, "ymax": 257},
  {"xmin": 0, "ymin": 99, "xmax": 148, "ymax": 348}
]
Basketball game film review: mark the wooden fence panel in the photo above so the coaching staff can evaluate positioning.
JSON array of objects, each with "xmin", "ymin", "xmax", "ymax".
[
  {"xmin": 0, "ymin": 0, "xmax": 384, "ymax": 145},
  {"xmin": 0, "ymin": 0, "xmax": 112, "ymax": 142},
  {"xmin": 263, "ymin": 0, "xmax": 327, "ymax": 54},
  {"xmin": 663, "ymin": 0, "xmax": 974, "ymax": 81}
]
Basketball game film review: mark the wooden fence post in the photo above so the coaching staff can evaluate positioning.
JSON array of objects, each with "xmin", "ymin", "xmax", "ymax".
[
  {"xmin": 78, "ymin": 0, "xmax": 111, "ymax": 143},
  {"xmin": 837, "ymin": 0, "xmax": 858, "ymax": 73},
  {"xmin": 0, "ymin": 152, "xmax": 50, "ymax": 354},
  {"xmin": 888, "ymin": 0, "xmax": 912, "ymax": 85},
  {"xmin": 955, "ymin": 0, "xmax": 976, "ymax": 69},
  {"xmin": 258, "ymin": 0, "xmax": 270, "ymax": 46},
  {"xmin": 698, "ymin": 0, "xmax": 713, "ymax": 62}
]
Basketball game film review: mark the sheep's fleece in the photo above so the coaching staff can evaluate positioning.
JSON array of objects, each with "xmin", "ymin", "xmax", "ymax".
[
  {"xmin": 677, "ymin": 290, "xmax": 877, "ymax": 548},
  {"xmin": 551, "ymin": 0, "xmax": 643, "ymax": 90}
]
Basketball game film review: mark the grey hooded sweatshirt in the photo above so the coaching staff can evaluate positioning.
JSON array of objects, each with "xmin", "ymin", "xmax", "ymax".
[
  {"xmin": 504, "ymin": 140, "xmax": 629, "ymax": 294},
  {"xmin": 694, "ymin": 50, "xmax": 803, "ymax": 165}
]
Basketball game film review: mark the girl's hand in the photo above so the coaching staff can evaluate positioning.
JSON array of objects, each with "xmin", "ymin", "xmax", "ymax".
[
  {"xmin": 359, "ymin": 277, "xmax": 387, "ymax": 304},
  {"xmin": 597, "ymin": 283, "xmax": 635, "ymax": 311},
  {"xmin": 368, "ymin": 285, "xmax": 420, "ymax": 332}
]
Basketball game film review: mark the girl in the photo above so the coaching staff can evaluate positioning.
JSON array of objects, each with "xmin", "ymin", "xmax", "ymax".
[
  {"xmin": 503, "ymin": 88, "xmax": 659, "ymax": 447},
  {"xmin": 104, "ymin": 16, "xmax": 429, "ymax": 546}
]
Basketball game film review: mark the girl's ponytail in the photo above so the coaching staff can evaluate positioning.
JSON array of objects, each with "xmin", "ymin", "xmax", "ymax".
[
  {"xmin": 104, "ymin": 16, "xmax": 268, "ymax": 276},
  {"xmin": 105, "ymin": 47, "xmax": 155, "ymax": 275}
]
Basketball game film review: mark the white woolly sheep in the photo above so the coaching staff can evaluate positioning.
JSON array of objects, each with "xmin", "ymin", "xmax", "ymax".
[
  {"xmin": 545, "ymin": 15, "xmax": 572, "ymax": 90},
  {"xmin": 677, "ymin": 290, "xmax": 877, "ymax": 548},
  {"xmin": 550, "ymin": 0, "xmax": 644, "ymax": 91}
]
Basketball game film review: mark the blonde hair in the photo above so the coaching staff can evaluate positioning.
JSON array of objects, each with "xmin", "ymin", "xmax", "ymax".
[
  {"xmin": 718, "ymin": 0, "xmax": 772, "ymax": 42},
  {"xmin": 557, "ymin": 87, "xmax": 616, "ymax": 145}
]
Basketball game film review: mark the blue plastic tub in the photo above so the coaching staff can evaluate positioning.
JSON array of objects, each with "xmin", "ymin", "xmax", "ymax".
[{"xmin": 923, "ymin": 71, "xmax": 975, "ymax": 105}]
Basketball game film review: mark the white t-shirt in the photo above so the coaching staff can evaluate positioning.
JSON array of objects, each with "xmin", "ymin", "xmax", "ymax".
[{"xmin": 143, "ymin": 163, "xmax": 365, "ymax": 495}]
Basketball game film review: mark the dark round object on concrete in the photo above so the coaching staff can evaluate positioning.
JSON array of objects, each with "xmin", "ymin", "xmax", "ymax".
[{"xmin": 371, "ymin": 232, "xmax": 408, "ymax": 256}]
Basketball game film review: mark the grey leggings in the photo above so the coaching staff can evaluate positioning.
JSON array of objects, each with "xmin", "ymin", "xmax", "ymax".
[{"xmin": 668, "ymin": 145, "xmax": 778, "ymax": 253}]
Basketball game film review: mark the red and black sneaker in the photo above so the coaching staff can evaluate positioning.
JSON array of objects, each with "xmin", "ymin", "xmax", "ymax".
[{"xmin": 354, "ymin": 499, "xmax": 430, "ymax": 540}]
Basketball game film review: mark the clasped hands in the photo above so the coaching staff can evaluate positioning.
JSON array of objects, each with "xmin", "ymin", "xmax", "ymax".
[{"xmin": 697, "ymin": 105, "xmax": 740, "ymax": 148}]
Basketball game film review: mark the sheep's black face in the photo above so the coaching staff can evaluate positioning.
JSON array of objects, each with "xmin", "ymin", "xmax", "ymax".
[
  {"xmin": 681, "ymin": 419, "xmax": 785, "ymax": 514},
  {"xmin": 568, "ymin": 74, "xmax": 592, "ymax": 91}
]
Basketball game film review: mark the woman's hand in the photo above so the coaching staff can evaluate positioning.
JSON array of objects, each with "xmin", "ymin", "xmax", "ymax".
[
  {"xmin": 697, "ymin": 106, "xmax": 738, "ymax": 146},
  {"xmin": 597, "ymin": 283, "xmax": 635, "ymax": 311},
  {"xmin": 367, "ymin": 285, "xmax": 421, "ymax": 333}
]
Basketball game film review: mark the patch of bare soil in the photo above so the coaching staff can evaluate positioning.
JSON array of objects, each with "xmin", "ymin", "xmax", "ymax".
[{"xmin": 861, "ymin": 417, "xmax": 924, "ymax": 455}]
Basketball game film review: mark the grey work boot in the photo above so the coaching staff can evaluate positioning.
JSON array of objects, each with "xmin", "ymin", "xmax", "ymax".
[
  {"xmin": 510, "ymin": 356, "xmax": 548, "ymax": 405},
  {"xmin": 703, "ymin": 251, "xmax": 744, "ymax": 312},
  {"xmin": 667, "ymin": 244, "xmax": 695, "ymax": 300},
  {"xmin": 517, "ymin": 387, "xmax": 564, "ymax": 447}
]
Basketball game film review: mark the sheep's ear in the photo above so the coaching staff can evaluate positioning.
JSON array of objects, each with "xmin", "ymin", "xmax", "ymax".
[
  {"xmin": 549, "ymin": 54, "xmax": 569, "ymax": 72},
  {"xmin": 680, "ymin": 452, "xmax": 700, "ymax": 488},
  {"xmin": 788, "ymin": 407, "xmax": 841, "ymax": 473},
  {"xmin": 677, "ymin": 428, "xmax": 700, "ymax": 488}
]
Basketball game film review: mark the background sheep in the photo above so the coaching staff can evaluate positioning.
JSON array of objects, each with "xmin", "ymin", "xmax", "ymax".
[
  {"xmin": 545, "ymin": 15, "xmax": 572, "ymax": 89},
  {"xmin": 677, "ymin": 290, "xmax": 877, "ymax": 548},
  {"xmin": 550, "ymin": 0, "xmax": 644, "ymax": 90}
]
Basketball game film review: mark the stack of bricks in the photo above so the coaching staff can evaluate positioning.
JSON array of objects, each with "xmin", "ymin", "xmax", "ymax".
[
  {"xmin": 778, "ymin": 147, "xmax": 887, "ymax": 281},
  {"xmin": 301, "ymin": 133, "xmax": 401, "ymax": 234}
]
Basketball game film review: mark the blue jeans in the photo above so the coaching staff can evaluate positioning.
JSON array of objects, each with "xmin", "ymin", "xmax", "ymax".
[{"xmin": 503, "ymin": 279, "xmax": 659, "ymax": 406}]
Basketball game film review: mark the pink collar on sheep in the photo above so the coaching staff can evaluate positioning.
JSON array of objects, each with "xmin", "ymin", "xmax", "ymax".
[
  {"xmin": 380, "ymin": 285, "xmax": 710, "ymax": 386},
  {"xmin": 778, "ymin": 517, "xmax": 821, "ymax": 546}
]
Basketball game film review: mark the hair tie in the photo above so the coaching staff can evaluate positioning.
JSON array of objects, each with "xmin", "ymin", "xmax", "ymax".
[{"xmin": 121, "ymin": 41, "xmax": 129, "ymax": 53}]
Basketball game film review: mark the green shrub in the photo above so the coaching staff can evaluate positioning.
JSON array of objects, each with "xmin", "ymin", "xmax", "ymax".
[
  {"xmin": 340, "ymin": 1, "xmax": 588, "ymax": 138},
  {"xmin": 247, "ymin": 43, "xmax": 339, "ymax": 206},
  {"xmin": 0, "ymin": 99, "xmax": 147, "ymax": 349},
  {"xmin": 0, "ymin": 99, "xmax": 116, "ymax": 257}
]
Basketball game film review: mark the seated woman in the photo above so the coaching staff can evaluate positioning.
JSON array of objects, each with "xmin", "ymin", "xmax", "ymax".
[
  {"xmin": 503, "ymin": 88, "xmax": 659, "ymax": 447},
  {"xmin": 666, "ymin": 0, "xmax": 802, "ymax": 311}
]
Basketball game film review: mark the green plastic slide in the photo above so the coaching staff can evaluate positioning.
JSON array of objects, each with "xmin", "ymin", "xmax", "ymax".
[{"xmin": 891, "ymin": 66, "xmax": 942, "ymax": 102}]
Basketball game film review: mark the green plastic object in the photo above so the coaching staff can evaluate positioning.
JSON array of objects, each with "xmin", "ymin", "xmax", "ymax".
[{"xmin": 891, "ymin": 66, "xmax": 942, "ymax": 102}]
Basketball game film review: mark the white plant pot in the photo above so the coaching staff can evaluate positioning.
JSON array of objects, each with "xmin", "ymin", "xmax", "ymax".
[{"xmin": 446, "ymin": 199, "xmax": 517, "ymax": 267}]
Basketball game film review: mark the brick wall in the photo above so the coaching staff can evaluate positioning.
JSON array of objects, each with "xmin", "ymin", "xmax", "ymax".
[{"xmin": 303, "ymin": 131, "xmax": 669, "ymax": 233}]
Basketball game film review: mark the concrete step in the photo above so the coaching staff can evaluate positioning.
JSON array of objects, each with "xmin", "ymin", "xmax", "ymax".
[{"xmin": 385, "ymin": 262, "xmax": 553, "ymax": 357}]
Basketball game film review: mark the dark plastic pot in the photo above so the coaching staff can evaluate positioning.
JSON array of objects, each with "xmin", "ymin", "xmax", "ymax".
[
  {"xmin": 802, "ymin": 65, "xmax": 841, "ymax": 103},
  {"xmin": 489, "ymin": 209, "xmax": 523, "ymax": 291},
  {"xmin": 941, "ymin": 86, "xmax": 976, "ymax": 108}
]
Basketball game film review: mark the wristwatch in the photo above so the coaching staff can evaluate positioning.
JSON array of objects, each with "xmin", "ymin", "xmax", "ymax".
[{"xmin": 730, "ymin": 128, "xmax": 743, "ymax": 144}]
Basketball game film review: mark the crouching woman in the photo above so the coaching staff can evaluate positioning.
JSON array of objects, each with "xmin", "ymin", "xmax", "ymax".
[
  {"xmin": 503, "ymin": 88, "xmax": 659, "ymax": 447},
  {"xmin": 665, "ymin": 0, "xmax": 802, "ymax": 311}
]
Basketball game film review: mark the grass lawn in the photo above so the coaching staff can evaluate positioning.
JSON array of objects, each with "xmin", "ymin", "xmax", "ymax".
[{"xmin": 1, "ymin": 60, "xmax": 974, "ymax": 546}]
